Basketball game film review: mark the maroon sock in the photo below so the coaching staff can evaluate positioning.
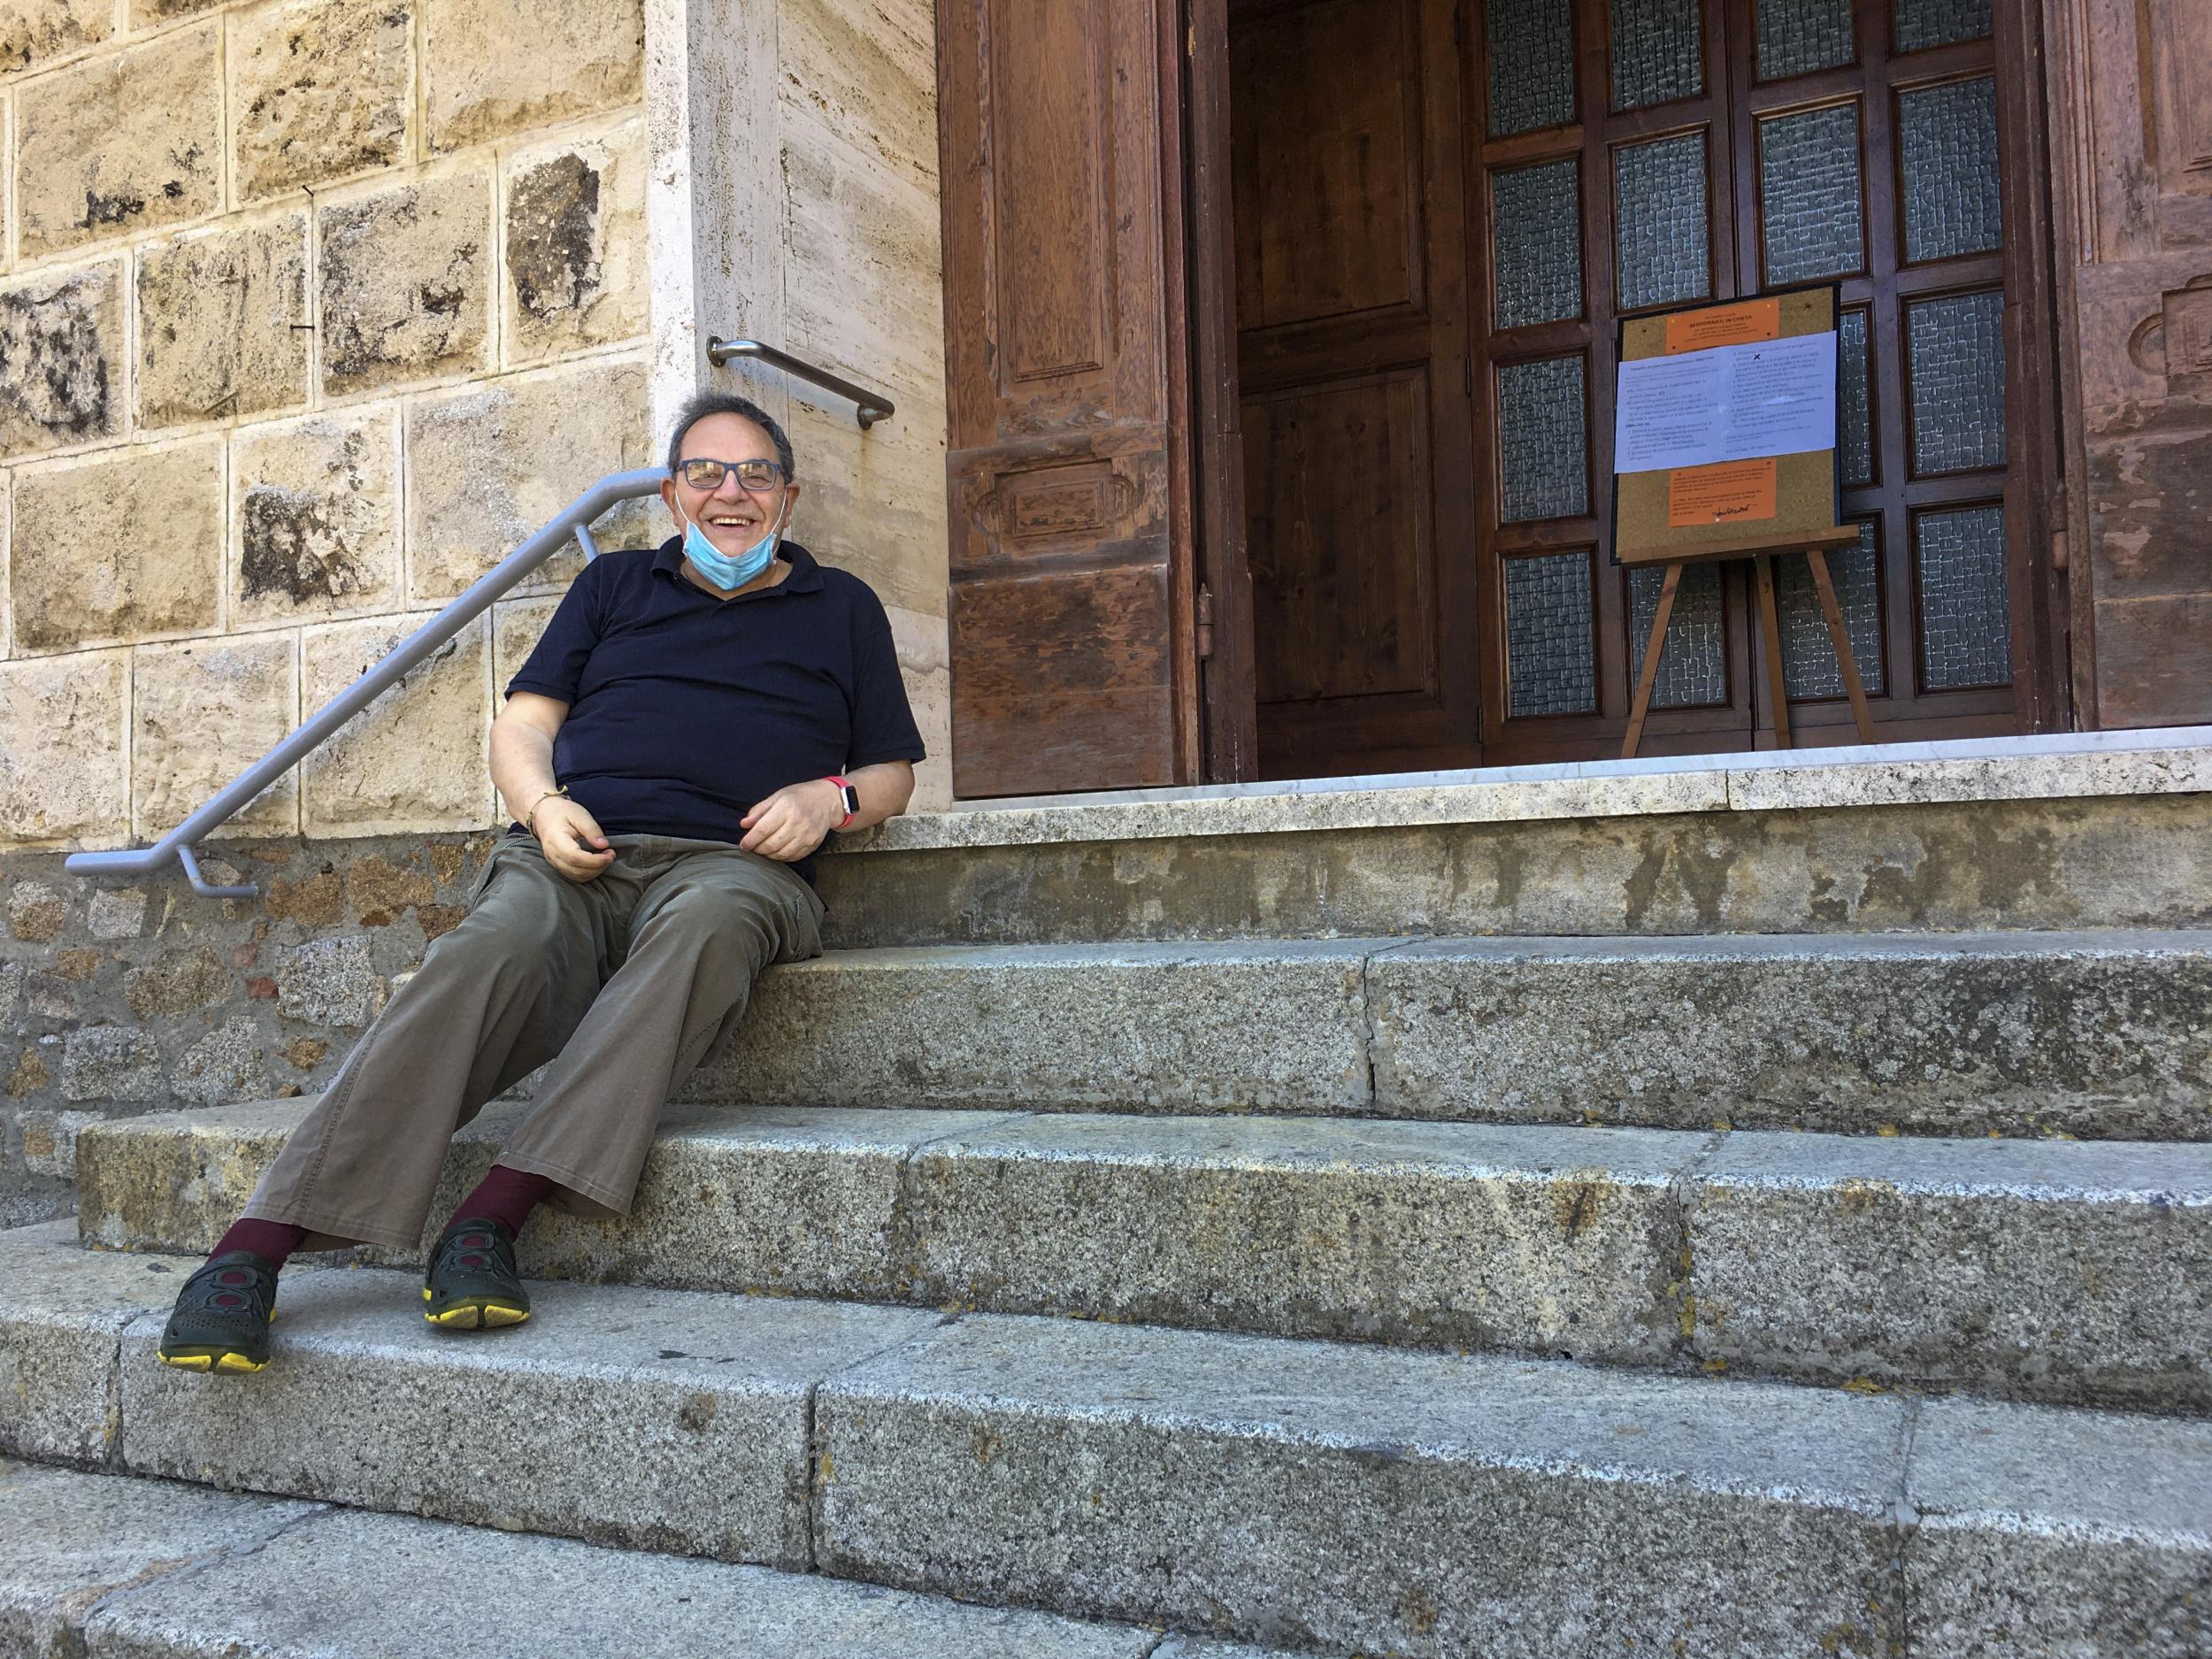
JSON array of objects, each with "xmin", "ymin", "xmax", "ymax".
[
  {"xmin": 446, "ymin": 1164, "xmax": 555, "ymax": 1240},
  {"xmin": 210, "ymin": 1217, "xmax": 307, "ymax": 1267}
]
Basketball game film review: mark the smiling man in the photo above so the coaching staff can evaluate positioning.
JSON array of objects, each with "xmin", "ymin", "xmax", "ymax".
[{"xmin": 155, "ymin": 392, "xmax": 925, "ymax": 1371}]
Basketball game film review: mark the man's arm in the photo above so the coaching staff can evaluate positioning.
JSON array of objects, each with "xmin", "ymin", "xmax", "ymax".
[
  {"xmin": 489, "ymin": 693, "xmax": 616, "ymax": 879},
  {"xmin": 738, "ymin": 760, "xmax": 916, "ymax": 863}
]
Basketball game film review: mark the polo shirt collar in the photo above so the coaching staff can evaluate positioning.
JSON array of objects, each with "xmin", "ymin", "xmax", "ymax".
[{"xmin": 650, "ymin": 534, "xmax": 825, "ymax": 597}]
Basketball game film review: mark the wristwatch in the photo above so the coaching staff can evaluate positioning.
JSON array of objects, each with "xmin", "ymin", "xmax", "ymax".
[{"xmin": 826, "ymin": 775, "xmax": 859, "ymax": 830}]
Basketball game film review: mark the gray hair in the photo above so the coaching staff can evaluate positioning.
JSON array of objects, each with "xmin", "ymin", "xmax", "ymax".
[{"xmin": 664, "ymin": 390, "xmax": 797, "ymax": 480}]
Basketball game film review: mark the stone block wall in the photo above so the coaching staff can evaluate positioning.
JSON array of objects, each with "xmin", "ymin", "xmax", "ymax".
[
  {"xmin": 0, "ymin": 0, "xmax": 960, "ymax": 1211},
  {"xmin": 0, "ymin": 0, "xmax": 671, "ymax": 856}
]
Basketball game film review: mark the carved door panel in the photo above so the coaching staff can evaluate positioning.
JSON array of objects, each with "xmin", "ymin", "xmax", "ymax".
[
  {"xmin": 2049, "ymin": 0, "xmax": 2212, "ymax": 726},
  {"xmin": 1232, "ymin": 0, "xmax": 1480, "ymax": 780},
  {"xmin": 937, "ymin": 0, "xmax": 1203, "ymax": 796}
]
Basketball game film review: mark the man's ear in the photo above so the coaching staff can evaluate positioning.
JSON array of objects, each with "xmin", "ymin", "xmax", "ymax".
[{"xmin": 658, "ymin": 475, "xmax": 682, "ymax": 527}]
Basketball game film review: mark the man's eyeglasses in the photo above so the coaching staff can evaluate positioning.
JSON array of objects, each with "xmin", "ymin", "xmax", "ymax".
[{"xmin": 677, "ymin": 457, "xmax": 787, "ymax": 492}]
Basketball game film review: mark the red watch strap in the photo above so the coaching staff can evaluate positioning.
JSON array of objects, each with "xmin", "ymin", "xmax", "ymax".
[{"xmin": 826, "ymin": 774, "xmax": 857, "ymax": 830}]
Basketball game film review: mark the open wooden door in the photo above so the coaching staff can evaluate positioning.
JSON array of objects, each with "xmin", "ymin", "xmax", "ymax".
[{"xmin": 939, "ymin": 0, "xmax": 1233, "ymax": 797}]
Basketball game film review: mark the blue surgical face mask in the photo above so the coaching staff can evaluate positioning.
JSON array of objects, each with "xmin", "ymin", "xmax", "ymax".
[{"xmin": 680, "ymin": 495, "xmax": 787, "ymax": 591}]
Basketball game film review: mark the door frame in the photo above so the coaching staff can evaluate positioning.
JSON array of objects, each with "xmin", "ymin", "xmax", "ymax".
[{"xmin": 1172, "ymin": 0, "xmax": 2076, "ymax": 781}]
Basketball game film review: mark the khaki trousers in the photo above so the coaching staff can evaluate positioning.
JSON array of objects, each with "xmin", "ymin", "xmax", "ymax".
[{"xmin": 242, "ymin": 832, "xmax": 826, "ymax": 1251}]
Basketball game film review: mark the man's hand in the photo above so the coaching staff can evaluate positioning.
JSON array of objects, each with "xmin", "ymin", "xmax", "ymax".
[
  {"xmin": 739, "ymin": 779, "xmax": 845, "ymax": 863},
  {"xmin": 533, "ymin": 797, "xmax": 618, "ymax": 880}
]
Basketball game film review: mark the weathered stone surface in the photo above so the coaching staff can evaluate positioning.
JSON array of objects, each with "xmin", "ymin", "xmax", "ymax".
[
  {"xmin": 76, "ymin": 1098, "xmax": 305, "ymax": 1251},
  {"xmin": 818, "ymin": 1315, "xmax": 1909, "ymax": 1656},
  {"xmin": 119, "ymin": 1267, "xmax": 938, "ymax": 1565},
  {"xmin": 0, "ymin": 1223, "xmax": 180, "ymax": 1463},
  {"xmin": 134, "ymin": 215, "xmax": 310, "ymax": 428},
  {"xmin": 423, "ymin": 0, "xmax": 642, "ymax": 151},
  {"xmin": 780, "ymin": 106, "xmax": 947, "ymax": 626},
  {"xmin": 405, "ymin": 360, "xmax": 652, "ymax": 603},
  {"xmin": 7, "ymin": 878, "xmax": 66, "ymax": 941},
  {"xmin": 0, "ymin": 651, "xmax": 128, "ymax": 845},
  {"xmin": 491, "ymin": 595, "xmax": 562, "ymax": 692},
  {"xmin": 887, "ymin": 603, "xmax": 951, "ymax": 811},
  {"xmin": 1686, "ymin": 1133, "xmax": 2212, "ymax": 1410},
  {"xmin": 131, "ymin": 634, "xmax": 298, "ymax": 839},
  {"xmin": 298, "ymin": 611, "xmax": 491, "ymax": 834},
  {"xmin": 843, "ymin": 730, "xmax": 2212, "ymax": 855},
  {"xmin": 318, "ymin": 170, "xmax": 491, "ymax": 395},
  {"xmin": 1907, "ymin": 1397, "xmax": 2212, "ymax": 1657},
  {"xmin": 60, "ymin": 1487, "xmax": 1154, "ymax": 1659},
  {"xmin": 86, "ymin": 886, "xmax": 147, "ymax": 940},
  {"xmin": 7, "ymin": 1045, "xmax": 51, "ymax": 1099},
  {"xmin": 168, "ymin": 1017, "xmax": 270, "ymax": 1107},
  {"xmin": 902, "ymin": 1114, "xmax": 1691, "ymax": 1359},
  {"xmin": 127, "ymin": 0, "xmax": 225, "ymax": 20},
  {"xmin": 122, "ymin": 947, "xmax": 229, "ymax": 1021},
  {"xmin": 503, "ymin": 119, "xmax": 648, "ymax": 361},
  {"xmin": 1367, "ymin": 933, "xmax": 2212, "ymax": 1141},
  {"xmin": 347, "ymin": 854, "xmax": 433, "ymax": 925},
  {"xmin": 780, "ymin": 0, "xmax": 937, "ymax": 196},
  {"xmin": 12, "ymin": 442, "xmax": 221, "ymax": 650},
  {"xmin": 0, "ymin": 0, "xmax": 110, "ymax": 77},
  {"xmin": 688, "ymin": 940, "xmax": 1377, "ymax": 1115},
  {"xmin": 231, "ymin": 411, "xmax": 400, "ymax": 625},
  {"xmin": 59, "ymin": 1026, "xmax": 163, "ymax": 1102},
  {"xmin": 14, "ymin": 24, "xmax": 220, "ymax": 257},
  {"xmin": 0, "ymin": 259, "xmax": 121, "ymax": 457},
  {"xmin": 274, "ymin": 933, "xmax": 378, "ymax": 1027},
  {"xmin": 17, "ymin": 1107, "xmax": 97, "ymax": 1178},
  {"xmin": 230, "ymin": 0, "xmax": 412, "ymax": 201},
  {"xmin": 0, "ymin": 1459, "xmax": 317, "ymax": 1659}
]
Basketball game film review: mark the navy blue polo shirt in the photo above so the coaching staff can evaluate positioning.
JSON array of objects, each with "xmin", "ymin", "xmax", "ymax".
[{"xmin": 504, "ymin": 536, "xmax": 925, "ymax": 879}]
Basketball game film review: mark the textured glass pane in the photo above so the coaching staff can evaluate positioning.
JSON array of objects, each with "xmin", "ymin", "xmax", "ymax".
[
  {"xmin": 1506, "ymin": 552, "xmax": 1597, "ymax": 717},
  {"xmin": 1497, "ymin": 356, "xmax": 1589, "ymax": 522},
  {"xmin": 1779, "ymin": 522, "xmax": 1886, "ymax": 698},
  {"xmin": 1839, "ymin": 308, "xmax": 1873, "ymax": 484},
  {"xmin": 1909, "ymin": 289, "xmax": 2005, "ymax": 475},
  {"xmin": 1614, "ymin": 134, "xmax": 1710, "ymax": 312},
  {"xmin": 1610, "ymin": 0, "xmax": 1701, "ymax": 111},
  {"xmin": 1494, "ymin": 161, "xmax": 1583, "ymax": 328},
  {"xmin": 1627, "ymin": 562, "xmax": 1726, "ymax": 707},
  {"xmin": 1916, "ymin": 505, "xmax": 2009, "ymax": 688},
  {"xmin": 1756, "ymin": 0, "xmax": 1855, "ymax": 80},
  {"xmin": 1900, "ymin": 77, "xmax": 2001, "ymax": 263},
  {"xmin": 1489, "ymin": 0, "xmax": 1577, "ymax": 137},
  {"xmin": 1759, "ymin": 104, "xmax": 1864, "ymax": 283},
  {"xmin": 1893, "ymin": 0, "xmax": 1991, "ymax": 54}
]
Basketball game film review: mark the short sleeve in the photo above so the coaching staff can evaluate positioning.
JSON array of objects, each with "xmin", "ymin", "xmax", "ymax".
[
  {"xmin": 844, "ymin": 586, "xmax": 926, "ymax": 769},
  {"xmin": 504, "ymin": 562, "xmax": 605, "ymax": 703}
]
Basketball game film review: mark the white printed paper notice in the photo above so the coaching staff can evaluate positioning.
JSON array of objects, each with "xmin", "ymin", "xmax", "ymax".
[{"xmin": 1613, "ymin": 334, "xmax": 1838, "ymax": 474}]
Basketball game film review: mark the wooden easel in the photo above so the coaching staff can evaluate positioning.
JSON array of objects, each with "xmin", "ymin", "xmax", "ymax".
[{"xmin": 1620, "ymin": 524, "xmax": 1873, "ymax": 759}]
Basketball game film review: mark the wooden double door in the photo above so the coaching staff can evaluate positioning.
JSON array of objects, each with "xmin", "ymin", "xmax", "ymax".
[{"xmin": 936, "ymin": 0, "xmax": 2060, "ymax": 796}]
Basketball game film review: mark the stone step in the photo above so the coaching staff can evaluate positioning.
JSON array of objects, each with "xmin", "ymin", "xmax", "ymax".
[
  {"xmin": 70, "ymin": 1108, "xmax": 2212, "ymax": 1410},
  {"xmin": 0, "ymin": 1459, "xmax": 1256, "ymax": 1659},
  {"xmin": 813, "ymin": 731, "xmax": 2212, "ymax": 947},
  {"xmin": 3, "ymin": 1228, "xmax": 2206, "ymax": 1658},
  {"xmin": 707, "ymin": 930, "xmax": 2208, "ymax": 1138}
]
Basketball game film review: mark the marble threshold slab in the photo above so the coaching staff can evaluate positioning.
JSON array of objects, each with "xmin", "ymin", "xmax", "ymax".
[{"xmin": 831, "ymin": 726, "xmax": 2212, "ymax": 854}]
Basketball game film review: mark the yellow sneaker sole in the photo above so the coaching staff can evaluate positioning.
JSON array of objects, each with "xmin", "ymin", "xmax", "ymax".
[
  {"xmin": 422, "ymin": 1286, "xmax": 530, "ymax": 1329},
  {"xmin": 157, "ymin": 1348, "xmax": 267, "ymax": 1373}
]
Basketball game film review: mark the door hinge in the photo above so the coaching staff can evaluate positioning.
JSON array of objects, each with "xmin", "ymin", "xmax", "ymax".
[{"xmin": 1196, "ymin": 583, "xmax": 1216, "ymax": 661}]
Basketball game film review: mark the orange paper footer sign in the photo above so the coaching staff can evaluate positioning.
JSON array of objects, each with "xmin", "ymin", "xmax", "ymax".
[
  {"xmin": 1668, "ymin": 457, "xmax": 1778, "ymax": 527},
  {"xmin": 1664, "ymin": 296, "xmax": 1782, "ymax": 353}
]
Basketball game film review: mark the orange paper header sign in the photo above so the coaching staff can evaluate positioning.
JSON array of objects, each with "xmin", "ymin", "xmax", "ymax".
[
  {"xmin": 1663, "ymin": 296, "xmax": 1781, "ymax": 354},
  {"xmin": 1667, "ymin": 457, "xmax": 1778, "ymax": 527}
]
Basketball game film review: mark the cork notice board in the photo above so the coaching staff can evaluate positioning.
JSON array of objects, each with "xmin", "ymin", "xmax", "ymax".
[{"xmin": 1611, "ymin": 288, "xmax": 1842, "ymax": 566}]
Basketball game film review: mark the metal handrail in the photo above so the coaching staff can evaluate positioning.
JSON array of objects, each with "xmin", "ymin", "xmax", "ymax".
[
  {"xmin": 705, "ymin": 337, "xmax": 895, "ymax": 430},
  {"xmin": 65, "ymin": 467, "xmax": 670, "ymax": 899}
]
